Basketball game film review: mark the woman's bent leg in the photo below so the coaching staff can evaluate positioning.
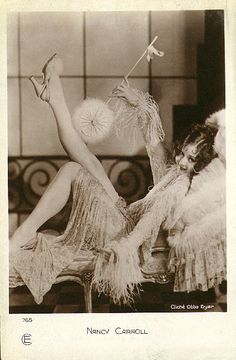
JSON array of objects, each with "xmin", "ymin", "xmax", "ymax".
[{"xmin": 10, "ymin": 161, "xmax": 81, "ymax": 250}]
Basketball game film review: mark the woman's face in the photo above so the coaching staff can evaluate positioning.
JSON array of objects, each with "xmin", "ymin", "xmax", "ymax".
[{"xmin": 175, "ymin": 143, "xmax": 198, "ymax": 174}]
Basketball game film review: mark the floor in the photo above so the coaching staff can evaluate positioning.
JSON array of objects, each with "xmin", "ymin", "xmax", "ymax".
[{"xmin": 9, "ymin": 281, "xmax": 227, "ymax": 313}]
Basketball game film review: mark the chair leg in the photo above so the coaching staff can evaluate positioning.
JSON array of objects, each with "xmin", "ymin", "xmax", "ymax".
[{"xmin": 82, "ymin": 275, "xmax": 93, "ymax": 313}]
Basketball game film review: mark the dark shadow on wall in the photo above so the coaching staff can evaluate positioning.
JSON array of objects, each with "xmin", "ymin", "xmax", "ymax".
[{"xmin": 173, "ymin": 10, "xmax": 225, "ymax": 144}]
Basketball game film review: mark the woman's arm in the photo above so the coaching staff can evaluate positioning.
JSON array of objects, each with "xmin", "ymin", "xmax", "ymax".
[
  {"xmin": 49, "ymin": 76, "xmax": 119, "ymax": 203},
  {"xmin": 112, "ymin": 83, "xmax": 167, "ymax": 184}
]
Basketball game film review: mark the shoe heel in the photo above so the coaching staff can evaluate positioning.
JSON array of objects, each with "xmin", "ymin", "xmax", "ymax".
[
  {"xmin": 29, "ymin": 76, "xmax": 46, "ymax": 97},
  {"xmin": 29, "ymin": 76, "xmax": 49, "ymax": 102}
]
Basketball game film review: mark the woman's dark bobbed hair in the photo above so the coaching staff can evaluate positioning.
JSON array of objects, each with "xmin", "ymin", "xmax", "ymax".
[{"xmin": 174, "ymin": 123, "xmax": 218, "ymax": 174}]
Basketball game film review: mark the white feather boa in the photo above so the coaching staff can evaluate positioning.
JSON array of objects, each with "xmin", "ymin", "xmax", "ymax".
[{"xmin": 167, "ymin": 158, "xmax": 226, "ymax": 292}]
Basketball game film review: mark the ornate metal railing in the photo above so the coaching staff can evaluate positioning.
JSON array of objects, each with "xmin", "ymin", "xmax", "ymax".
[{"xmin": 8, "ymin": 155, "xmax": 152, "ymax": 214}]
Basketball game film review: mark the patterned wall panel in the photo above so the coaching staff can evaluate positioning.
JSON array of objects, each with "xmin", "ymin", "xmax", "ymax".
[
  {"xmin": 20, "ymin": 12, "xmax": 84, "ymax": 76},
  {"xmin": 7, "ymin": 13, "xmax": 19, "ymax": 76},
  {"xmin": 21, "ymin": 78, "xmax": 84, "ymax": 156},
  {"xmin": 86, "ymin": 12, "xmax": 149, "ymax": 77},
  {"xmin": 151, "ymin": 78, "xmax": 197, "ymax": 148},
  {"xmin": 8, "ymin": 79, "xmax": 20, "ymax": 155},
  {"xmin": 151, "ymin": 11, "xmax": 204, "ymax": 76}
]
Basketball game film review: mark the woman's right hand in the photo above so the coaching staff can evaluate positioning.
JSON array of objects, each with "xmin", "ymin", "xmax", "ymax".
[
  {"xmin": 97, "ymin": 245, "xmax": 118, "ymax": 263},
  {"xmin": 111, "ymin": 80, "xmax": 139, "ymax": 107}
]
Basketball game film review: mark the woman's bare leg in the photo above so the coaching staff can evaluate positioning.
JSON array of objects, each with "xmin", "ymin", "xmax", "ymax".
[
  {"xmin": 47, "ymin": 71, "xmax": 118, "ymax": 203},
  {"xmin": 10, "ymin": 64, "xmax": 82, "ymax": 251},
  {"xmin": 10, "ymin": 161, "xmax": 80, "ymax": 250},
  {"xmin": 10, "ymin": 57, "xmax": 117, "ymax": 252}
]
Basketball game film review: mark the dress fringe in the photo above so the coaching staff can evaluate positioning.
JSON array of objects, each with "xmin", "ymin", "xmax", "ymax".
[
  {"xmin": 10, "ymin": 166, "xmax": 131, "ymax": 304},
  {"xmin": 93, "ymin": 241, "xmax": 143, "ymax": 305},
  {"xmin": 169, "ymin": 240, "xmax": 226, "ymax": 292},
  {"xmin": 92, "ymin": 169, "xmax": 190, "ymax": 304}
]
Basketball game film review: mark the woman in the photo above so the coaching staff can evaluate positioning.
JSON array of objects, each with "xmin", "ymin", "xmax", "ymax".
[
  {"xmin": 9, "ymin": 54, "xmax": 225, "ymax": 305},
  {"xmin": 93, "ymin": 110, "xmax": 226, "ymax": 303}
]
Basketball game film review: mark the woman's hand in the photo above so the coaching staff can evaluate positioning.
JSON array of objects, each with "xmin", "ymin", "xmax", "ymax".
[
  {"xmin": 97, "ymin": 245, "xmax": 118, "ymax": 263},
  {"xmin": 111, "ymin": 79, "xmax": 139, "ymax": 107}
]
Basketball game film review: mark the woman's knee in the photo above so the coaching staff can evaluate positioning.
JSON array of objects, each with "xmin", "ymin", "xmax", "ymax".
[{"xmin": 60, "ymin": 161, "xmax": 82, "ymax": 180}]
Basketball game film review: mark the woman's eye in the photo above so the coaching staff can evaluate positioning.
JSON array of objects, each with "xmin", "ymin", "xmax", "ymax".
[{"xmin": 188, "ymin": 157, "xmax": 195, "ymax": 163}]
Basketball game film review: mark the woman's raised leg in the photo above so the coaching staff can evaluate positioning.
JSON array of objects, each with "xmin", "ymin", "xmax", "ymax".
[
  {"xmin": 32, "ymin": 55, "xmax": 118, "ymax": 203},
  {"xmin": 10, "ymin": 54, "xmax": 118, "ymax": 252}
]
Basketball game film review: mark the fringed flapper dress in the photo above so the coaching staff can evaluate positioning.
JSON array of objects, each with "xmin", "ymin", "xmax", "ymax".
[
  {"xmin": 9, "ymin": 88, "xmax": 168, "ymax": 305},
  {"xmin": 9, "ymin": 165, "xmax": 136, "ymax": 304}
]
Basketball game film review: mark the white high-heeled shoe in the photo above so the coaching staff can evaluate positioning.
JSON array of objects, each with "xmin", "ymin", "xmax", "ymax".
[{"xmin": 29, "ymin": 53, "xmax": 63, "ymax": 102}]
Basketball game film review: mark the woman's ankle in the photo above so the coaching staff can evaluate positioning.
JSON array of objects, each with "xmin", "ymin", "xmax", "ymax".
[{"xmin": 48, "ymin": 74, "xmax": 64, "ymax": 104}]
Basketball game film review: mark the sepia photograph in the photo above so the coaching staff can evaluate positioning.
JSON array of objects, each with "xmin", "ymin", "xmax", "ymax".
[{"xmin": 8, "ymin": 10, "xmax": 227, "ymax": 315}]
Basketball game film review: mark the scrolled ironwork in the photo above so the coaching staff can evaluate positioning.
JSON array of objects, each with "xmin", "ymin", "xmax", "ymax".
[
  {"xmin": 8, "ymin": 184, "xmax": 22, "ymax": 211},
  {"xmin": 8, "ymin": 159, "xmax": 21, "ymax": 181},
  {"xmin": 22, "ymin": 160, "xmax": 59, "ymax": 198},
  {"xmin": 8, "ymin": 158, "xmax": 62, "ymax": 212},
  {"xmin": 8, "ymin": 156, "xmax": 151, "ymax": 212},
  {"xmin": 107, "ymin": 159, "xmax": 151, "ymax": 203}
]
